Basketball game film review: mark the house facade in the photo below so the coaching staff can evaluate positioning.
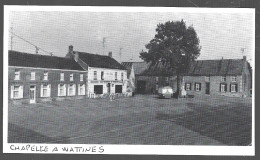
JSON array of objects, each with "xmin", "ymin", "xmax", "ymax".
[
  {"xmin": 66, "ymin": 46, "xmax": 128, "ymax": 97},
  {"xmin": 183, "ymin": 56, "xmax": 252, "ymax": 97},
  {"xmin": 122, "ymin": 56, "xmax": 252, "ymax": 97},
  {"xmin": 8, "ymin": 50, "xmax": 87, "ymax": 104}
]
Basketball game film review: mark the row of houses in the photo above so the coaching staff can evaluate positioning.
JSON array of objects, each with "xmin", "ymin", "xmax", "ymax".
[
  {"xmin": 122, "ymin": 56, "xmax": 252, "ymax": 97},
  {"xmin": 8, "ymin": 46, "xmax": 128, "ymax": 104}
]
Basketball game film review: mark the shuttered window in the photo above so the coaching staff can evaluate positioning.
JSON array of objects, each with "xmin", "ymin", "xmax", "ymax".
[{"xmin": 220, "ymin": 83, "xmax": 227, "ymax": 92}]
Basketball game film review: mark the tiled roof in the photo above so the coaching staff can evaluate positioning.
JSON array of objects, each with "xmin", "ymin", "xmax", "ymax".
[
  {"xmin": 9, "ymin": 50, "xmax": 84, "ymax": 71},
  {"xmin": 77, "ymin": 52, "xmax": 126, "ymax": 70},
  {"xmin": 121, "ymin": 62, "xmax": 150, "ymax": 77},
  {"xmin": 141, "ymin": 62, "xmax": 174, "ymax": 76},
  {"xmin": 186, "ymin": 59, "xmax": 244, "ymax": 76}
]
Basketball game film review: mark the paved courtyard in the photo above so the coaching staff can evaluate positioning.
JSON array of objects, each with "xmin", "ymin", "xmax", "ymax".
[{"xmin": 8, "ymin": 94, "xmax": 252, "ymax": 145}]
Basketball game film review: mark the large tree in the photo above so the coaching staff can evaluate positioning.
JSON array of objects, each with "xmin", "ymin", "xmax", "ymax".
[{"xmin": 140, "ymin": 20, "xmax": 201, "ymax": 97}]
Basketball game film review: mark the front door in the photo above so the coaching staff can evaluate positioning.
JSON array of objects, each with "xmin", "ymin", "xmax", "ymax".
[
  {"xmin": 29, "ymin": 85, "xmax": 36, "ymax": 103},
  {"xmin": 107, "ymin": 83, "xmax": 111, "ymax": 94},
  {"xmin": 205, "ymin": 82, "xmax": 210, "ymax": 95}
]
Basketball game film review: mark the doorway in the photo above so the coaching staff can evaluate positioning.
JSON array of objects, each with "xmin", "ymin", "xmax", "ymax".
[
  {"xmin": 205, "ymin": 82, "xmax": 210, "ymax": 95},
  {"xmin": 29, "ymin": 85, "xmax": 36, "ymax": 104},
  {"xmin": 136, "ymin": 80, "xmax": 146, "ymax": 94},
  {"xmin": 107, "ymin": 83, "xmax": 111, "ymax": 94}
]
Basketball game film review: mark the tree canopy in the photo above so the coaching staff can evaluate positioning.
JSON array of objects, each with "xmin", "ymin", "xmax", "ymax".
[{"xmin": 140, "ymin": 20, "xmax": 201, "ymax": 75}]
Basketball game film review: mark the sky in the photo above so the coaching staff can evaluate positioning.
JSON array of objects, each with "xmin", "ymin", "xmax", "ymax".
[{"xmin": 8, "ymin": 9, "xmax": 254, "ymax": 63}]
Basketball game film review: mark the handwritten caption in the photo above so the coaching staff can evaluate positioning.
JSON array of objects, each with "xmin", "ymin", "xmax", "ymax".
[{"xmin": 9, "ymin": 144, "xmax": 105, "ymax": 153}]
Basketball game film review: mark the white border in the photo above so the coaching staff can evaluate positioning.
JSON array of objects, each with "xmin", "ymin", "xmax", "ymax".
[{"xmin": 3, "ymin": 6, "xmax": 255, "ymax": 155}]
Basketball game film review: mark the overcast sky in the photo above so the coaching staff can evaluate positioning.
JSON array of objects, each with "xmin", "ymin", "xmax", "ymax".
[{"xmin": 8, "ymin": 10, "xmax": 254, "ymax": 63}]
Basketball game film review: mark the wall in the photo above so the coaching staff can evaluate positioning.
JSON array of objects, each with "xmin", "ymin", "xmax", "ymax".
[
  {"xmin": 87, "ymin": 67, "xmax": 128, "ymax": 94},
  {"xmin": 8, "ymin": 66, "xmax": 88, "ymax": 104},
  {"xmin": 183, "ymin": 75, "xmax": 244, "ymax": 97}
]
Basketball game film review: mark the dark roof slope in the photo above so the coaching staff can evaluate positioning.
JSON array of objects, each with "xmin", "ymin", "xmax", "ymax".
[
  {"xmin": 9, "ymin": 50, "xmax": 84, "ymax": 71},
  {"xmin": 141, "ymin": 62, "xmax": 174, "ymax": 76},
  {"xmin": 121, "ymin": 62, "xmax": 150, "ymax": 77},
  {"xmin": 186, "ymin": 59, "xmax": 244, "ymax": 76},
  {"xmin": 77, "ymin": 52, "xmax": 126, "ymax": 70}
]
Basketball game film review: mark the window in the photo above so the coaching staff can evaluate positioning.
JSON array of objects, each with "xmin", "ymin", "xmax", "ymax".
[
  {"xmin": 155, "ymin": 77, "xmax": 159, "ymax": 82},
  {"xmin": 121, "ymin": 72, "xmax": 124, "ymax": 81},
  {"xmin": 231, "ymin": 76, "xmax": 237, "ymax": 82},
  {"xmin": 43, "ymin": 71, "xmax": 48, "ymax": 80},
  {"xmin": 14, "ymin": 70, "xmax": 20, "ymax": 80},
  {"xmin": 165, "ymin": 77, "xmax": 169, "ymax": 81},
  {"xmin": 60, "ymin": 73, "xmax": 64, "ymax": 81},
  {"xmin": 115, "ymin": 72, "xmax": 118, "ymax": 80},
  {"xmin": 205, "ymin": 76, "xmax": 210, "ymax": 82},
  {"xmin": 80, "ymin": 74, "xmax": 83, "ymax": 81},
  {"xmin": 185, "ymin": 83, "xmax": 191, "ymax": 91},
  {"xmin": 41, "ymin": 84, "xmax": 50, "ymax": 97},
  {"xmin": 78, "ymin": 84, "xmax": 85, "ymax": 95},
  {"xmin": 220, "ymin": 83, "xmax": 227, "ymax": 92},
  {"xmin": 115, "ymin": 85, "xmax": 122, "ymax": 93},
  {"xmin": 68, "ymin": 84, "xmax": 76, "ymax": 96},
  {"xmin": 221, "ymin": 76, "xmax": 226, "ymax": 82},
  {"xmin": 70, "ymin": 74, "xmax": 74, "ymax": 81},
  {"xmin": 101, "ymin": 71, "xmax": 104, "ymax": 80},
  {"xmin": 11, "ymin": 85, "xmax": 23, "ymax": 99},
  {"xmin": 58, "ymin": 84, "xmax": 66, "ymax": 96},
  {"xmin": 195, "ymin": 83, "xmax": 201, "ymax": 91},
  {"xmin": 94, "ymin": 71, "xmax": 97, "ymax": 80},
  {"xmin": 230, "ymin": 84, "xmax": 238, "ymax": 92},
  {"xmin": 31, "ymin": 72, "xmax": 35, "ymax": 80}
]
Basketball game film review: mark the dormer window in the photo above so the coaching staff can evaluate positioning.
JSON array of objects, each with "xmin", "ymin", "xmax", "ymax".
[{"xmin": 14, "ymin": 70, "xmax": 20, "ymax": 80}]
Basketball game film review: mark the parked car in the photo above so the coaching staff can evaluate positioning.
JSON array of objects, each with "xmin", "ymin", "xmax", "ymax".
[{"xmin": 158, "ymin": 86, "xmax": 174, "ymax": 99}]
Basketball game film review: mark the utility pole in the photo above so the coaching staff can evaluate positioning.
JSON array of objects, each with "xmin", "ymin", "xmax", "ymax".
[
  {"xmin": 119, "ymin": 47, "xmax": 123, "ymax": 63},
  {"xmin": 10, "ymin": 23, "xmax": 14, "ymax": 50}
]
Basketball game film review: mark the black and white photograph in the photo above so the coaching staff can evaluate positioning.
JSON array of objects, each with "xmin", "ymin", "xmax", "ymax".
[{"xmin": 3, "ymin": 6, "xmax": 255, "ymax": 155}]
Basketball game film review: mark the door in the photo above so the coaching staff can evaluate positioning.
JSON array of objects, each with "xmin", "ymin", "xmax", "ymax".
[
  {"xmin": 205, "ymin": 82, "xmax": 210, "ymax": 95},
  {"xmin": 136, "ymin": 80, "xmax": 146, "ymax": 94},
  {"xmin": 29, "ymin": 85, "xmax": 36, "ymax": 103},
  {"xmin": 107, "ymin": 83, "xmax": 111, "ymax": 94}
]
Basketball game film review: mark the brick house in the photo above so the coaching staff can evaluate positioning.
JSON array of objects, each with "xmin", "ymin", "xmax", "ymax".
[
  {"xmin": 66, "ymin": 46, "xmax": 128, "ymax": 97},
  {"xmin": 183, "ymin": 56, "xmax": 252, "ymax": 97},
  {"xmin": 8, "ymin": 50, "xmax": 87, "ymax": 104},
  {"xmin": 122, "ymin": 56, "xmax": 252, "ymax": 97}
]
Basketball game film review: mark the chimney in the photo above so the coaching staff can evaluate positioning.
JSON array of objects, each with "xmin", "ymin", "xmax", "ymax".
[
  {"xmin": 108, "ymin": 51, "xmax": 112, "ymax": 58},
  {"xmin": 69, "ymin": 45, "xmax": 73, "ymax": 53},
  {"xmin": 243, "ymin": 56, "xmax": 246, "ymax": 61}
]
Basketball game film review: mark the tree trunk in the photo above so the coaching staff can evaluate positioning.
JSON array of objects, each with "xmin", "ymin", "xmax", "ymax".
[{"xmin": 176, "ymin": 74, "xmax": 183, "ymax": 98}]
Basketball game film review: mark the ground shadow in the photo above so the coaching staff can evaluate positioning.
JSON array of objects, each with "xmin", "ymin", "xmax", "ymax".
[
  {"xmin": 156, "ymin": 103, "xmax": 252, "ymax": 146},
  {"xmin": 8, "ymin": 123, "xmax": 70, "ymax": 143}
]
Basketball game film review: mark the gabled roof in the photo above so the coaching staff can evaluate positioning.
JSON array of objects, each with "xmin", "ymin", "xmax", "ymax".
[
  {"xmin": 121, "ymin": 62, "xmax": 150, "ymax": 77},
  {"xmin": 77, "ymin": 52, "xmax": 126, "ymax": 70},
  {"xmin": 186, "ymin": 59, "xmax": 244, "ymax": 76},
  {"xmin": 9, "ymin": 50, "xmax": 84, "ymax": 71}
]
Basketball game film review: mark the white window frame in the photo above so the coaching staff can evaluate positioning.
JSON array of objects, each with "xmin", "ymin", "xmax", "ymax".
[
  {"xmin": 14, "ymin": 70, "xmax": 20, "ymax": 80},
  {"xmin": 68, "ymin": 84, "xmax": 76, "ymax": 96},
  {"xmin": 186, "ymin": 83, "xmax": 191, "ymax": 91},
  {"xmin": 115, "ymin": 72, "xmax": 118, "ymax": 80},
  {"xmin": 195, "ymin": 83, "xmax": 201, "ymax": 91},
  {"xmin": 31, "ymin": 72, "xmax": 35, "ymax": 80},
  {"xmin": 231, "ymin": 84, "xmax": 237, "ymax": 93},
  {"xmin": 231, "ymin": 76, "xmax": 237, "ymax": 82},
  {"xmin": 41, "ymin": 84, "xmax": 51, "ymax": 97},
  {"xmin": 80, "ymin": 74, "xmax": 83, "ymax": 81},
  {"xmin": 94, "ymin": 71, "xmax": 97, "ymax": 80},
  {"xmin": 58, "ymin": 84, "xmax": 66, "ymax": 96},
  {"xmin": 220, "ymin": 84, "xmax": 227, "ymax": 92},
  {"xmin": 70, "ymin": 74, "xmax": 74, "ymax": 81},
  {"xmin": 43, "ymin": 71, "xmax": 48, "ymax": 80},
  {"xmin": 221, "ymin": 76, "xmax": 226, "ymax": 82},
  {"xmin": 11, "ymin": 85, "xmax": 23, "ymax": 99},
  {"xmin": 60, "ymin": 73, "xmax": 64, "ymax": 81},
  {"xmin": 78, "ymin": 84, "xmax": 85, "ymax": 95}
]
